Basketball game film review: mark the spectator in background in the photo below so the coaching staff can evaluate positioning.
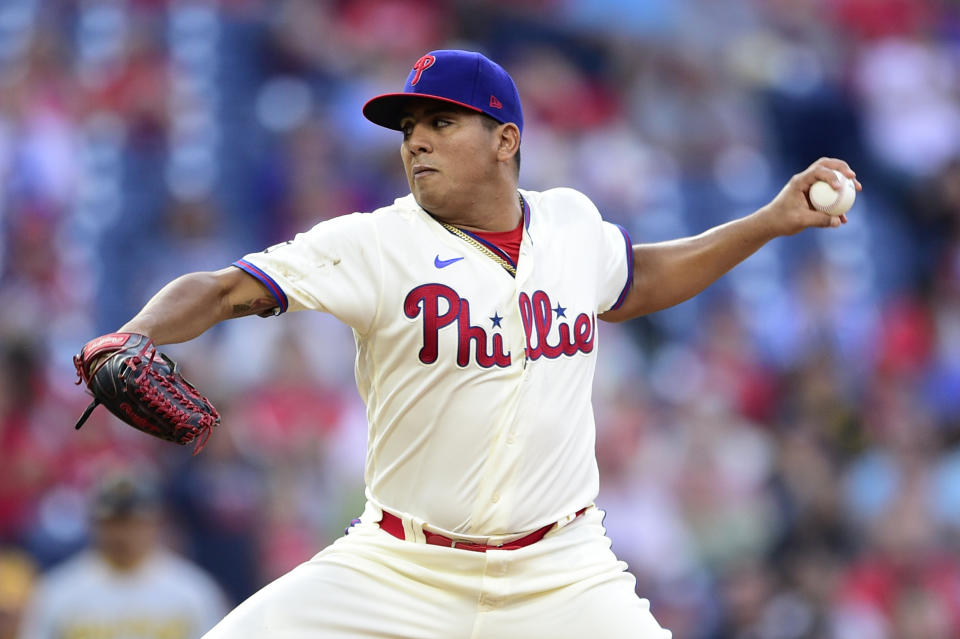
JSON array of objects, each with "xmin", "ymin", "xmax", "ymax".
[
  {"xmin": 0, "ymin": 549, "xmax": 36, "ymax": 639},
  {"xmin": 17, "ymin": 473, "xmax": 226, "ymax": 639}
]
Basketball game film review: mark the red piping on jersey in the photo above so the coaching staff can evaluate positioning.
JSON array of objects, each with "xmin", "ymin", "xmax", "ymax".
[{"xmin": 232, "ymin": 259, "xmax": 289, "ymax": 314}]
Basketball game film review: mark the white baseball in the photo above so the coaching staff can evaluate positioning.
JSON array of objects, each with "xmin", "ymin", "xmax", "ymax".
[{"xmin": 808, "ymin": 169, "xmax": 855, "ymax": 216}]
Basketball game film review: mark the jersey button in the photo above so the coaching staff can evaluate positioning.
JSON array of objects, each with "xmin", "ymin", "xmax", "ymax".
[
  {"xmin": 491, "ymin": 494, "xmax": 500, "ymax": 504},
  {"xmin": 506, "ymin": 435, "xmax": 515, "ymax": 445}
]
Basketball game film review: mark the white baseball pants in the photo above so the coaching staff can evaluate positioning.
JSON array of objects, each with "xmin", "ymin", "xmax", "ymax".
[{"xmin": 203, "ymin": 506, "xmax": 671, "ymax": 638}]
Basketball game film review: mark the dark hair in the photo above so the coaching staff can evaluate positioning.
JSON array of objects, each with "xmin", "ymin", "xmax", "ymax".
[
  {"xmin": 91, "ymin": 473, "xmax": 161, "ymax": 520},
  {"xmin": 481, "ymin": 114, "xmax": 521, "ymax": 176}
]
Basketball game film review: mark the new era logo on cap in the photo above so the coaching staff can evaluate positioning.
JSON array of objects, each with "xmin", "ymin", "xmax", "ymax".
[{"xmin": 362, "ymin": 50, "xmax": 523, "ymax": 135}]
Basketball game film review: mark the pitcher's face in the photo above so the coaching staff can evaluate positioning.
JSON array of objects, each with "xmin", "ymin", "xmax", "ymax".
[{"xmin": 399, "ymin": 100, "xmax": 502, "ymax": 219}]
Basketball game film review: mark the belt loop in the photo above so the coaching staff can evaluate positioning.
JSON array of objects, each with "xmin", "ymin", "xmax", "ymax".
[
  {"xmin": 555, "ymin": 504, "xmax": 591, "ymax": 529},
  {"xmin": 401, "ymin": 514, "xmax": 428, "ymax": 544}
]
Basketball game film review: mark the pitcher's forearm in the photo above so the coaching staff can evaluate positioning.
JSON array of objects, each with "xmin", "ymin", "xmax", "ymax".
[
  {"xmin": 118, "ymin": 271, "xmax": 237, "ymax": 345},
  {"xmin": 602, "ymin": 210, "xmax": 776, "ymax": 321},
  {"xmin": 601, "ymin": 159, "xmax": 860, "ymax": 323},
  {"xmin": 638, "ymin": 209, "xmax": 777, "ymax": 310}
]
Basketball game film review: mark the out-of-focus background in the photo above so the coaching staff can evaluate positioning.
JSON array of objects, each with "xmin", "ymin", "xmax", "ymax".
[{"xmin": 2, "ymin": 0, "xmax": 960, "ymax": 637}]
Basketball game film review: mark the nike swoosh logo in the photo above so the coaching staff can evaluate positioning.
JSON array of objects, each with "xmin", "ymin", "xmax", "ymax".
[{"xmin": 434, "ymin": 255, "xmax": 464, "ymax": 268}]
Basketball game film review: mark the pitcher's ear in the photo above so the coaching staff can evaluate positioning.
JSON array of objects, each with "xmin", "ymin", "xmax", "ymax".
[{"xmin": 496, "ymin": 123, "xmax": 520, "ymax": 165}]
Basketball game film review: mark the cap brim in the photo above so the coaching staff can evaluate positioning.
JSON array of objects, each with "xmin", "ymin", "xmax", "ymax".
[{"xmin": 362, "ymin": 93, "xmax": 485, "ymax": 130}]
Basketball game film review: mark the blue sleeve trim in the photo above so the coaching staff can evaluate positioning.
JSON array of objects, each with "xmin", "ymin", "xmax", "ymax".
[
  {"xmin": 609, "ymin": 225, "xmax": 634, "ymax": 311},
  {"xmin": 232, "ymin": 259, "xmax": 289, "ymax": 315}
]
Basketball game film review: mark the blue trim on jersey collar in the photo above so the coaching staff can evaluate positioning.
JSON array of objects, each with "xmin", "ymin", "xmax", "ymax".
[
  {"xmin": 458, "ymin": 227, "xmax": 517, "ymax": 268},
  {"xmin": 424, "ymin": 193, "xmax": 527, "ymax": 268},
  {"xmin": 445, "ymin": 194, "xmax": 527, "ymax": 268},
  {"xmin": 609, "ymin": 225, "xmax": 634, "ymax": 311},
  {"xmin": 232, "ymin": 259, "xmax": 289, "ymax": 314}
]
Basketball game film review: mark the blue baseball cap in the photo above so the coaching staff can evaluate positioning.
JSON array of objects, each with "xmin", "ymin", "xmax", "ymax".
[{"xmin": 363, "ymin": 50, "xmax": 523, "ymax": 135}]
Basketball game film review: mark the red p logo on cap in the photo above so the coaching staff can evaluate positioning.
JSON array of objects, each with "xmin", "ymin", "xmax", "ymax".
[{"xmin": 411, "ymin": 55, "xmax": 435, "ymax": 86}]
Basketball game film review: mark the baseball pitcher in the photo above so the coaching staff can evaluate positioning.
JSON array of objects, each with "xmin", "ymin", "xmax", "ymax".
[{"xmin": 74, "ymin": 50, "xmax": 860, "ymax": 638}]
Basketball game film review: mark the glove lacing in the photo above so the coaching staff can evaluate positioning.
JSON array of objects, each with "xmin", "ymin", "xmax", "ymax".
[
  {"xmin": 74, "ymin": 336, "xmax": 216, "ymax": 454},
  {"xmin": 130, "ymin": 345, "xmax": 215, "ymax": 454}
]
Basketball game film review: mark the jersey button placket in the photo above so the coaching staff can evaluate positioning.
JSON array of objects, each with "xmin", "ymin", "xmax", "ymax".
[{"xmin": 513, "ymin": 224, "xmax": 533, "ymax": 370}]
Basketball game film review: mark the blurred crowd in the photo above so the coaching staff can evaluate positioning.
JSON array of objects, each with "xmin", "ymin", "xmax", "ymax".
[{"xmin": 2, "ymin": 0, "xmax": 960, "ymax": 638}]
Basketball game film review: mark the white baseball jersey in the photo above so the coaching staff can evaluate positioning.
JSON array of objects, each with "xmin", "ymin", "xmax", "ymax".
[
  {"xmin": 18, "ymin": 550, "xmax": 227, "ymax": 639},
  {"xmin": 234, "ymin": 187, "xmax": 632, "ymax": 538}
]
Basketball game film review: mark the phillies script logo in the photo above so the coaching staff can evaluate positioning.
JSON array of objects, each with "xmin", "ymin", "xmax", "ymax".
[
  {"xmin": 403, "ymin": 285, "xmax": 595, "ymax": 368},
  {"xmin": 405, "ymin": 284, "xmax": 510, "ymax": 368},
  {"xmin": 518, "ymin": 290, "xmax": 594, "ymax": 359},
  {"xmin": 410, "ymin": 55, "xmax": 435, "ymax": 85}
]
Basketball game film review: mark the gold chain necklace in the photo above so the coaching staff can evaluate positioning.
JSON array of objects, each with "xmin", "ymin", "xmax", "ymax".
[{"xmin": 437, "ymin": 194, "xmax": 523, "ymax": 278}]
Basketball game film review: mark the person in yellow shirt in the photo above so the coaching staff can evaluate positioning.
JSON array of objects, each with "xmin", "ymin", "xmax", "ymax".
[{"xmin": 17, "ymin": 474, "xmax": 226, "ymax": 639}]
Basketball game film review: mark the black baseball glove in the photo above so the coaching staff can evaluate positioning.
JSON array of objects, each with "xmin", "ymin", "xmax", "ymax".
[{"xmin": 73, "ymin": 333, "xmax": 219, "ymax": 454}]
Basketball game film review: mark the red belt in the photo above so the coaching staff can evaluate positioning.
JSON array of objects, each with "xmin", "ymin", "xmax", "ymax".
[{"xmin": 378, "ymin": 508, "xmax": 587, "ymax": 553}]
